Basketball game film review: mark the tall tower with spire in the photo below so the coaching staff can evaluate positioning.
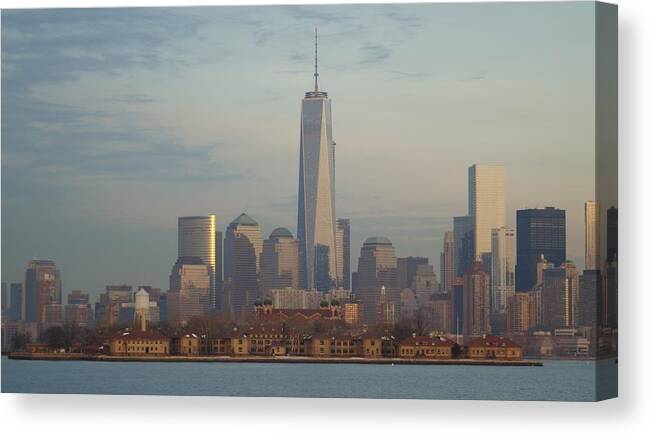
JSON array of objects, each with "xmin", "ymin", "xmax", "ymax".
[{"xmin": 297, "ymin": 28, "xmax": 338, "ymax": 291}]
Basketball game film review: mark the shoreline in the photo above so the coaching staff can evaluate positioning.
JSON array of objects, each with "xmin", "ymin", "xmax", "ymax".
[{"xmin": 7, "ymin": 352, "xmax": 542, "ymax": 366}]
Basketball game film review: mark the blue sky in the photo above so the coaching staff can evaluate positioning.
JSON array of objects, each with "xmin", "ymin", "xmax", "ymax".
[{"xmin": 1, "ymin": 2, "xmax": 597, "ymax": 298}]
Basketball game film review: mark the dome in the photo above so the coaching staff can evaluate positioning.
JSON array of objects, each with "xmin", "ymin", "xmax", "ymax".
[
  {"xmin": 363, "ymin": 236, "xmax": 392, "ymax": 246},
  {"xmin": 270, "ymin": 227, "xmax": 293, "ymax": 239},
  {"xmin": 231, "ymin": 213, "xmax": 258, "ymax": 226}
]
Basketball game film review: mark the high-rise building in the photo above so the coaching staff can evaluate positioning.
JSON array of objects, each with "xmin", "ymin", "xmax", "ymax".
[
  {"xmin": 216, "ymin": 230, "xmax": 223, "ymax": 302},
  {"xmin": 506, "ymin": 292, "xmax": 534, "ymax": 334},
  {"xmin": 516, "ymin": 207, "xmax": 566, "ymax": 291},
  {"xmin": 67, "ymin": 290, "xmax": 89, "ymax": 305},
  {"xmin": 336, "ymin": 218, "xmax": 351, "ymax": 289},
  {"xmin": 440, "ymin": 231, "xmax": 455, "ymax": 293},
  {"xmin": 397, "ymin": 257, "xmax": 429, "ymax": 290},
  {"xmin": 355, "ymin": 237, "xmax": 398, "ymax": 324},
  {"xmin": 468, "ymin": 164, "xmax": 506, "ymax": 258},
  {"xmin": 453, "ymin": 215, "xmax": 474, "ymax": 277},
  {"xmin": 606, "ymin": 206, "xmax": 618, "ymax": 264},
  {"xmin": 585, "ymin": 201, "xmax": 601, "ymax": 270},
  {"xmin": 178, "ymin": 216, "xmax": 219, "ymax": 310},
  {"xmin": 96, "ymin": 285, "xmax": 133, "ymax": 326},
  {"xmin": 411, "ymin": 264, "xmax": 439, "ymax": 303},
  {"xmin": 542, "ymin": 262, "xmax": 579, "ymax": 330},
  {"xmin": 491, "ymin": 227, "xmax": 515, "ymax": 315},
  {"xmin": 24, "ymin": 260, "xmax": 61, "ymax": 324},
  {"xmin": 260, "ymin": 227, "xmax": 300, "ymax": 294},
  {"xmin": 297, "ymin": 30, "xmax": 338, "ymax": 291},
  {"xmin": 168, "ymin": 256, "xmax": 211, "ymax": 324},
  {"xmin": 8, "ymin": 283, "xmax": 23, "ymax": 321},
  {"xmin": 462, "ymin": 261, "xmax": 491, "ymax": 336},
  {"xmin": 1, "ymin": 282, "xmax": 7, "ymax": 314},
  {"xmin": 224, "ymin": 213, "xmax": 263, "ymax": 318},
  {"xmin": 579, "ymin": 270, "xmax": 601, "ymax": 328}
]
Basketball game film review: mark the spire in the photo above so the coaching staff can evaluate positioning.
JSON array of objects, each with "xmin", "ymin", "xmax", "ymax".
[{"xmin": 314, "ymin": 27, "xmax": 319, "ymax": 92}]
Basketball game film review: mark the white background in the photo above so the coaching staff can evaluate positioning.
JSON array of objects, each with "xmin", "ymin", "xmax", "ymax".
[{"xmin": 1, "ymin": 0, "xmax": 649, "ymax": 433}]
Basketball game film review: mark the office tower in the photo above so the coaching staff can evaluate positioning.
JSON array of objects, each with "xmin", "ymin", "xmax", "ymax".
[
  {"xmin": 440, "ymin": 231, "xmax": 455, "ymax": 293},
  {"xmin": 9, "ymin": 283, "xmax": 23, "ymax": 321},
  {"xmin": 24, "ymin": 260, "xmax": 61, "ymax": 324},
  {"xmin": 462, "ymin": 261, "xmax": 491, "ymax": 336},
  {"xmin": 422, "ymin": 293, "xmax": 453, "ymax": 333},
  {"xmin": 585, "ymin": 201, "xmax": 601, "ymax": 270},
  {"xmin": 579, "ymin": 270, "xmax": 601, "ymax": 328},
  {"xmin": 376, "ymin": 285, "xmax": 396, "ymax": 326},
  {"xmin": 536, "ymin": 255, "xmax": 552, "ymax": 287},
  {"xmin": 67, "ymin": 290, "xmax": 89, "ymax": 305},
  {"xmin": 336, "ymin": 218, "xmax": 351, "ymax": 289},
  {"xmin": 1, "ymin": 282, "xmax": 7, "ymax": 314},
  {"xmin": 397, "ymin": 257, "xmax": 429, "ymax": 290},
  {"xmin": 297, "ymin": 30, "xmax": 338, "ymax": 291},
  {"xmin": 412, "ymin": 264, "xmax": 439, "ymax": 303},
  {"xmin": 355, "ymin": 237, "xmax": 398, "ymax": 324},
  {"xmin": 506, "ymin": 292, "xmax": 534, "ymax": 334},
  {"xmin": 178, "ymin": 215, "xmax": 218, "ymax": 310},
  {"xmin": 216, "ymin": 230, "xmax": 223, "ymax": 304},
  {"xmin": 516, "ymin": 207, "xmax": 566, "ymax": 291},
  {"xmin": 607, "ymin": 206, "xmax": 618, "ymax": 264},
  {"xmin": 452, "ymin": 277, "xmax": 464, "ymax": 335},
  {"xmin": 224, "ymin": 213, "xmax": 263, "ymax": 318},
  {"xmin": 542, "ymin": 262, "xmax": 579, "ymax": 330},
  {"xmin": 168, "ymin": 257, "xmax": 211, "ymax": 324},
  {"xmin": 468, "ymin": 164, "xmax": 506, "ymax": 258},
  {"xmin": 64, "ymin": 290, "xmax": 93, "ymax": 327},
  {"xmin": 314, "ymin": 244, "xmax": 333, "ymax": 292},
  {"xmin": 491, "ymin": 227, "xmax": 515, "ymax": 315},
  {"xmin": 453, "ymin": 215, "xmax": 474, "ymax": 277},
  {"xmin": 260, "ymin": 227, "xmax": 300, "ymax": 294},
  {"xmin": 602, "ymin": 260, "xmax": 618, "ymax": 328},
  {"xmin": 96, "ymin": 285, "xmax": 133, "ymax": 326}
]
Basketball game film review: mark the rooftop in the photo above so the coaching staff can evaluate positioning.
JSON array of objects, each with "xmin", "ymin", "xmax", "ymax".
[
  {"xmin": 363, "ymin": 236, "xmax": 392, "ymax": 246},
  {"xmin": 231, "ymin": 213, "xmax": 258, "ymax": 226},
  {"xmin": 270, "ymin": 227, "xmax": 293, "ymax": 238}
]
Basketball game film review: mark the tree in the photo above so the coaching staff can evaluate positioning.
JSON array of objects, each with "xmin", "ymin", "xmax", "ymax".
[
  {"xmin": 43, "ymin": 326, "xmax": 66, "ymax": 350},
  {"xmin": 11, "ymin": 332, "xmax": 30, "ymax": 351}
]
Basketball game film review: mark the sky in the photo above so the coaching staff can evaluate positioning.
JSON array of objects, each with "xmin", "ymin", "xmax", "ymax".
[{"xmin": 1, "ymin": 2, "xmax": 598, "ymax": 300}]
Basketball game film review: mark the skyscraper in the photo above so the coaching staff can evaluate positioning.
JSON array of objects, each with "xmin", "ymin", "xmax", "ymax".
[
  {"xmin": 168, "ymin": 257, "xmax": 211, "ymax": 324},
  {"xmin": 585, "ymin": 201, "xmax": 601, "ymax": 270},
  {"xmin": 542, "ymin": 262, "xmax": 579, "ymax": 330},
  {"xmin": 260, "ymin": 227, "xmax": 300, "ymax": 294},
  {"xmin": 462, "ymin": 261, "xmax": 491, "ymax": 336},
  {"xmin": 453, "ymin": 215, "xmax": 474, "ymax": 277},
  {"xmin": 516, "ymin": 207, "xmax": 566, "ymax": 291},
  {"xmin": 440, "ymin": 231, "xmax": 455, "ymax": 293},
  {"xmin": 24, "ymin": 260, "xmax": 61, "ymax": 324},
  {"xmin": 224, "ymin": 213, "xmax": 263, "ymax": 318},
  {"xmin": 355, "ymin": 237, "xmax": 398, "ymax": 324},
  {"xmin": 468, "ymin": 164, "xmax": 506, "ymax": 258},
  {"xmin": 606, "ymin": 206, "xmax": 618, "ymax": 264},
  {"xmin": 178, "ymin": 216, "xmax": 218, "ymax": 310},
  {"xmin": 397, "ymin": 256, "xmax": 429, "ymax": 289},
  {"xmin": 297, "ymin": 29, "xmax": 338, "ymax": 291},
  {"xmin": 490, "ymin": 227, "xmax": 516, "ymax": 315},
  {"xmin": 336, "ymin": 218, "xmax": 351, "ymax": 289},
  {"xmin": 9, "ymin": 283, "xmax": 23, "ymax": 321}
]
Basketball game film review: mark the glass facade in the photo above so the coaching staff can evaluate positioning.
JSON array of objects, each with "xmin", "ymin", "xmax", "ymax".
[{"xmin": 178, "ymin": 216, "xmax": 217, "ymax": 309}]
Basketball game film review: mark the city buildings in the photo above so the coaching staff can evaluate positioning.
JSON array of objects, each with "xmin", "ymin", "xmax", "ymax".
[
  {"xmin": 355, "ymin": 237, "xmax": 398, "ymax": 325},
  {"xmin": 96, "ymin": 285, "xmax": 133, "ymax": 326},
  {"xmin": 468, "ymin": 164, "xmax": 506, "ymax": 258},
  {"xmin": 397, "ymin": 256, "xmax": 429, "ymax": 290},
  {"xmin": 167, "ymin": 257, "xmax": 211, "ymax": 324},
  {"xmin": 542, "ymin": 262, "xmax": 580, "ymax": 330},
  {"xmin": 224, "ymin": 213, "xmax": 263, "ymax": 319},
  {"xmin": 24, "ymin": 260, "xmax": 61, "ymax": 324},
  {"xmin": 336, "ymin": 218, "xmax": 351, "ymax": 290},
  {"xmin": 260, "ymin": 227, "xmax": 300, "ymax": 294},
  {"xmin": 490, "ymin": 227, "xmax": 515, "ymax": 317},
  {"xmin": 516, "ymin": 207, "xmax": 566, "ymax": 291},
  {"xmin": 297, "ymin": 30, "xmax": 338, "ymax": 291},
  {"xmin": 64, "ymin": 290, "xmax": 93, "ymax": 327},
  {"xmin": 453, "ymin": 215, "xmax": 474, "ymax": 277},
  {"xmin": 411, "ymin": 264, "xmax": 439, "ymax": 303},
  {"xmin": 585, "ymin": 201, "xmax": 601, "ymax": 270},
  {"xmin": 462, "ymin": 261, "xmax": 491, "ymax": 336},
  {"xmin": 440, "ymin": 231, "xmax": 455, "ymax": 293},
  {"xmin": 606, "ymin": 206, "xmax": 618, "ymax": 264},
  {"xmin": 178, "ymin": 215, "xmax": 219, "ymax": 310}
]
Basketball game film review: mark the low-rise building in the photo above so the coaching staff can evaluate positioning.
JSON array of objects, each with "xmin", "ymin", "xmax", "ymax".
[
  {"xmin": 399, "ymin": 335, "xmax": 455, "ymax": 359},
  {"xmin": 110, "ymin": 330, "xmax": 170, "ymax": 355},
  {"xmin": 465, "ymin": 335, "xmax": 522, "ymax": 360}
]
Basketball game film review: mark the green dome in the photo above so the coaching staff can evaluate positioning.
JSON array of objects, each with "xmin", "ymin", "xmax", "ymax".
[
  {"xmin": 319, "ymin": 300, "xmax": 329, "ymax": 307},
  {"xmin": 231, "ymin": 213, "xmax": 258, "ymax": 226},
  {"xmin": 364, "ymin": 236, "xmax": 392, "ymax": 246},
  {"xmin": 270, "ymin": 227, "xmax": 293, "ymax": 238}
]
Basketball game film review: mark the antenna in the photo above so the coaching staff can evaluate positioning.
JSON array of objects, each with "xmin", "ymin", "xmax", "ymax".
[{"xmin": 314, "ymin": 27, "xmax": 319, "ymax": 92}]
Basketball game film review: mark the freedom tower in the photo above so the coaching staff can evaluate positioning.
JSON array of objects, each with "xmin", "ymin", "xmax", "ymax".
[{"xmin": 297, "ymin": 29, "xmax": 338, "ymax": 291}]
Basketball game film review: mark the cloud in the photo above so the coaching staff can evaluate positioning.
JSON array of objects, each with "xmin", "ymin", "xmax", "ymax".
[{"xmin": 358, "ymin": 43, "xmax": 392, "ymax": 65}]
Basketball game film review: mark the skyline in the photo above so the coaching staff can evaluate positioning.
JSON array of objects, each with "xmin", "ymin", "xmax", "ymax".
[{"xmin": 2, "ymin": 3, "xmax": 599, "ymax": 296}]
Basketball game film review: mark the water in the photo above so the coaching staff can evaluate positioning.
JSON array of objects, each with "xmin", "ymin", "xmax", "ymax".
[{"xmin": 1, "ymin": 357, "xmax": 617, "ymax": 401}]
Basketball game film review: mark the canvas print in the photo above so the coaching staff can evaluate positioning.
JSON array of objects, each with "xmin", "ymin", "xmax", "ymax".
[{"xmin": 1, "ymin": 1, "xmax": 618, "ymax": 401}]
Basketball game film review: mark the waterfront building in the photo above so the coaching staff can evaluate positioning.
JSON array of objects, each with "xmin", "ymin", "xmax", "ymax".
[
  {"xmin": 110, "ymin": 330, "xmax": 170, "ymax": 355},
  {"xmin": 465, "ymin": 335, "xmax": 522, "ymax": 360},
  {"xmin": 585, "ymin": 201, "xmax": 601, "ymax": 270},
  {"xmin": 355, "ymin": 237, "xmax": 398, "ymax": 324},
  {"xmin": 491, "ymin": 227, "xmax": 515, "ymax": 315},
  {"xmin": 542, "ymin": 262, "xmax": 579, "ymax": 329},
  {"xmin": 167, "ymin": 257, "xmax": 211, "ymax": 324},
  {"xmin": 468, "ymin": 164, "xmax": 506, "ymax": 258},
  {"xmin": 224, "ymin": 213, "xmax": 263, "ymax": 319},
  {"xmin": 516, "ymin": 207, "xmax": 566, "ymax": 291},
  {"xmin": 397, "ymin": 256, "xmax": 429, "ymax": 290},
  {"xmin": 260, "ymin": 227, "xmax": 300, "ymax": 294},
  {"xmin": 440, "ymin": 231, "xmax": 455, "ymax": 293},
  {"xmin": 178, "ymin": 215, "xmax": 219, "ymax": 310},
  {"xmin": 399, "ymin": 335, "xmax": 455, "ymax": 359},
  {"xmin": 453, "ymin": 215, "xmax": 474, "ymax": 277},
  {"xmin": 296, "ymin": 30, "xmax": 338, "ymax": 291},
  {"xmin": 336, "ymin": 218, "xmax": 351, "ymax": 289},
  {"xmin": 24, "ymin": 260, "xmax": 61, "ymax": 324},
  {"xmin": 462, "ymin": 261, "xmax": 491, "ymax": 336}
]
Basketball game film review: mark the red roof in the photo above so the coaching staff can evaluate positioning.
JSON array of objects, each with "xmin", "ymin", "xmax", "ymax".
[
  {"xmin": 400, "ymin": 335, "xmax": 456, "ymax": 347},
  {"xmin": 466, "ymin": 335, "xmax": 521, "ymax": 348}
]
